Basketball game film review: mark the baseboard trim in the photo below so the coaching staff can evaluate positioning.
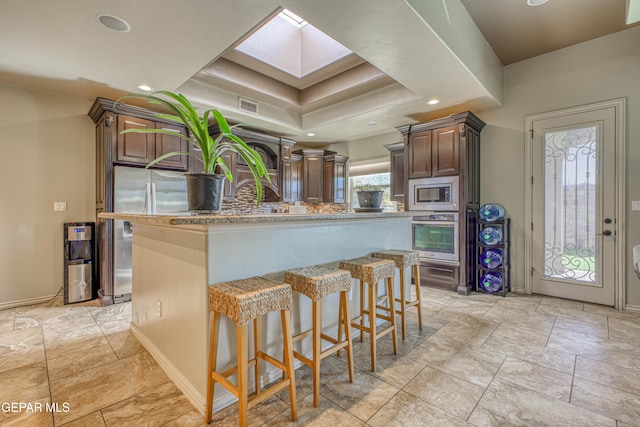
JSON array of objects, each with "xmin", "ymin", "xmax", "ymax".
[
  {"xmin": 0, "ymin": 294, "xmax": 58, "ymax": 310},
  {"xmin": 625, "ymin": 304, "xmax": 640, "ymax": 313}
]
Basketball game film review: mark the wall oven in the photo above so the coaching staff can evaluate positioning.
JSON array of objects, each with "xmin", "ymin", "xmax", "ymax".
[
  {"xmin": 412, "ymin": 212, "xmax": 459, "ymax": 263},
  {"xmin": 408, "ymin": 176, "xmax": 459, "ymax": 211}
]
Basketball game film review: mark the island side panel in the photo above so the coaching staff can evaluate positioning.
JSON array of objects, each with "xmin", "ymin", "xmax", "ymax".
[{"xmin": 130, "ymin": 223, "xmax": 210, "ymax": 411}]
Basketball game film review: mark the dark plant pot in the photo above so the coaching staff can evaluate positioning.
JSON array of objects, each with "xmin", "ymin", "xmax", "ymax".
[
  {"xmin": 357, "ymin": 190, "xmax": 383, "ymax": 208},
  {"xmin": 185, "ymin": 173, "xmax": 225, "ymax": 212}
]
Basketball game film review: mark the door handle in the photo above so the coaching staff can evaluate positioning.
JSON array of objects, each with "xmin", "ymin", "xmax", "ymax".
[{"xmin": 598, "ymin": 230, "xmax": 612, "ymax": 236}]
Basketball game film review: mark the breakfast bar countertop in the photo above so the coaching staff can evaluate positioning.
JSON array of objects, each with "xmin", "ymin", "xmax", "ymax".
[{"xmin": 98, "ymin": 210, "xmax": 414, "ymax": 225}]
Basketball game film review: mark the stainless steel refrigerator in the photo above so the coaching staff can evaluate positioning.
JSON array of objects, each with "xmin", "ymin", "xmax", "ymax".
[{"xmin": 113, "ymin": 166, "xmax": 188, "ymax": 302}]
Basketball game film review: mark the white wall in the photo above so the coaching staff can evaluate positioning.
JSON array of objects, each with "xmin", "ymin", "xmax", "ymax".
[
  {"xmin": 0, "ymin": 84, "xmax": 95, "ymax": 308},
  {"xmin": 478, "ymin": 26, "xmax": 640, "ymax": 308}
]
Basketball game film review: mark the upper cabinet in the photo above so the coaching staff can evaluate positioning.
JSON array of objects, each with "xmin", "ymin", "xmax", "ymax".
[
  {"xmin": 385, "ymin": 142, "xmax": 406, "ymax": 202},
  {"xmin": 398, "ymin": 111, "xmax": 485, "ymax": 209},
  {"xmin": 295, "ymin": 149, "xmax": 349, "ymax": 203}
]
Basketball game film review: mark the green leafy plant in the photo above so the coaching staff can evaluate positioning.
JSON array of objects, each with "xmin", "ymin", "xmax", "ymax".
[{"xmin": 116, "ymin": 91, "xmax": 270, "ymax": 205}]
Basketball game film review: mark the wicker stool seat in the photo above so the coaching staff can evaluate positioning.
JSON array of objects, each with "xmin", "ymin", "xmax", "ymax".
[
  {"xmin": 206, "ymin": 277, "xmax": 296, "ymax": 426},
  {"xmin": 338, "ymin": 256, "xmax": 397, "ymax": 372},
  {"xmin": 371, "ymin": 250, "xmax": 423, "ymax": 340},
  {"xmin": 284, "ymin": 266, "xmax": 354, "ymax": 407}
]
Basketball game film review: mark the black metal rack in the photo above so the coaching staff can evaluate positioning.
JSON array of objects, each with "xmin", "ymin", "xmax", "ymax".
[{"xmin": 476, "ymin": 218, "xmax": 510, "ymax": 296}]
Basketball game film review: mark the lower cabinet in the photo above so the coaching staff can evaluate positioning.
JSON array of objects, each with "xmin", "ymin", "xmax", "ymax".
[{"xmin": 419, "ymin": 262, "xmax": 460, "ymax": 292}]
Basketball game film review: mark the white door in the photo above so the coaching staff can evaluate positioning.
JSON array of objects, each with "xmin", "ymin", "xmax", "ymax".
[{"xmin": 529, "ymin": 105, "xmax": 618, "ymax": 305}]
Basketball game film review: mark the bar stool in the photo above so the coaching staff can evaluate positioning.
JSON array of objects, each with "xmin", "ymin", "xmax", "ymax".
[
  {"xmin": 338, "ymin": 256, "xmax": 397, "ymax": 372},
  {"xmin": 371, "ymin": 249, "xmax": 423, "ymax": 340},
  {"xmin": 284, "ymin": 265, "xmax": 354, "ymax": 407},
  {"xmin": 206, "ymin": 277, "xmax": 297, "ymax": 426}
]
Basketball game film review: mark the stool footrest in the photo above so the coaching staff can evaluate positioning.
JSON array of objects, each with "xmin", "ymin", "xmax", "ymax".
[
  {"xmin": 257, "ymin": 351, "xmax": 287, "ymax": 372},
  {"xmin": 219, "ymin": 358, "xmax": 257, "ymax": 379},
  {"xmin": 292, "ymin": 329, "xmax": 313, "ymax": 343},
  {"xmin": 394, "ymin": 297, "xmax": 420, "ymax": 306},
  {"xmin": 293, "ymin": 351, "xmax": 313, "ymax": 368},
  {"xmin": 210, "ymin": 372, "xmax": 240, "ymax": 398},
  {"xmin": 375, "ymin": 325, "xmax": 395, "ymax": 340},
  {"xmin": 248, "ymin": 378, "xmax": 292, "ymax": 410}
]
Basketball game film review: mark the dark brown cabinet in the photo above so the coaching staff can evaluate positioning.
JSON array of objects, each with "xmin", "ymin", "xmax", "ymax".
[
  {"xmin": 385, "ymin": 142, "xmax": 406, "ymax": 203},
  {"xmin": 398, "ymin": 111, "xmax": 485, "ymax": 295},
  {"xmin": 116, "ymin": 115, "xmax": 188, "ymax": 170},
  {"xmin": 323, "ymin": 154, "xmax": 348, "ymax": 203},
  {"xmin": 281, "ymin": 142, "xmax": 303, "ymax": 203},
  {"xmin": 301, "ymin": 149, "xmax": 324, "ymax": 203}
]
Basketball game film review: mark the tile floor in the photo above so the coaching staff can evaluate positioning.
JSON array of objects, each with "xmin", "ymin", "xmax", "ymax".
[{"xmin": 1, "ymin": 288, "xmax": 640, "ymax": 426}]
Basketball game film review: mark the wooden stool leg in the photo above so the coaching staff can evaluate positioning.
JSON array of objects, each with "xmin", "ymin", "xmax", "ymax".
[
  {"xmin": 237, "ymin": 324, "xmax": 249, "ymax": 427},
  {"xmin": 205, "ymin": 312, "xmax": 220, "ymax": 423},
  {"xmin": 336, "ymin": 294, "xmax": 343, "ymax": 357},
  {"xmin": 281, "ymin": 309, "xmax": 297, "ymax": 421},
  {"xmin": 341, "ymin": 292, "xmax": 354, "ymax": 382},
  {"xmin": 312, "ymin": 300, "xmax": 322, "ymax": 407},
  {"xmin": 414, "ymin": 264, "xmax": 423, "ymax": 330},
  {"xmin": 369, "ymin": 281, "xmax": 377, "ymax": 372},
  {"xmin": 359, "ymin": 281, "xmax": 364, "ymax": 342},
  {"xmin": 399, "ymin": 268, "xmax": 407, "ymax": 340},
  {"xmin": 253, "ymin": 317, "xmax": 261, "ymax": 395},
  {"xmin": 387, "ymin": 277, "xmax": 398, "ymax": 355}
]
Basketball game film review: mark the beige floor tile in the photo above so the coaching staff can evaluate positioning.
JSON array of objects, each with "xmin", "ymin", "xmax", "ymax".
[
  {"xmin": 264, "ymin": 393, "xmax": 367, "ymax": 426},
  {"xmin": 320, "ymin": 370, "xmax": 399, "ymax": 421},
  {"xmin": 50, "ymin": 351, "xmax": 169, "ymax": 425},
  {"xmin": 0, "ymin": 363, "xmax": 49, "ymax": 403},
  {"xmin": 575, "ymin": 356, "xmax": 640, "ymax": 396},
  {"xmin": 42, "ymin": 322, "xmax": 108, "ymax": 360},
  {"xmin": 494, "ymin": 356, "xmax": 573, "ymax": 401},
  {"xmin": 429, "ymin": 316, "xmax": 498, "ymax": 346},
  {"xmin": 405, "ymin": 334, "xmax": 504, "ymax": 387},
  {"xmin": 0, "ymin": 326, "xmax": 46, "ymax": 374},
  {"xmin": 468, "ymin": 378, "xmax": 616, "ymax": 427},
  {"xmin": 432, "ymin": 299, "xmax": 495, "ymax": 321},
  {"xmin": 0, "ymin": 396, "xmax": 53, "ymax": 427},
  {"xmin": 103, "ymin": 329, "xmax": 145, "ymax": 359},
  {"xmin": 571, "ymin": 376, "xmax": 640, "ymax": 426},
  {"xmin": 553, "ymin": 315, "xmax": 609, "ymax": 338},
  {"xmin": 46, "ymin": 342, "xmax": 118, "ymax": 381},
  {"xmin": 353, "ymin": 349, "xmax": 426, "ymax": 389},
  {"xmin": 59, "ymin": 411, "xmax": 105, "ymax": 427},
  {"xmin": 208, "ymin": 395, "xmax": 288, "ymax": 426},
  {"xmin": 539, "ymin": 296, "xmax": 585, "ymax": 311},
  {"xmin": 368, "ymin": 390, "xmax": 467, "ymax": 427},
  {"xmin": 489, "ymin": 321, "xmax": 552, "ymax": 347},
  {"xmin": 276, "ymin": 355, "xmax": 347, "ymax": 403},
  {"xmin": 101, "ymin": 382, "xmax": 194, "ymax": 426},
  {"xmin": 403, "ymin": 365, "xmax": 485, "ymax": 420},
  {"xmin": 481, "ymin": 333, "xmax": 576, "ymax": 374},
  {"xmin": 0, "ymin": 308, "xmax": 15, "ymax": 334},
  {"xmin": 14, "ymin": 306, "xmax": 93, "ymax": 330},
  {"xmin": 608, "ymin": 316, "xmax": 640, "ymax": 342},
  {"xmin": 162, "ymin": 409, "xmax": 206, "ymax": 426},
  {"xmin": 583, "ymin": 303, "xmax": 640, "ymax": 319}
]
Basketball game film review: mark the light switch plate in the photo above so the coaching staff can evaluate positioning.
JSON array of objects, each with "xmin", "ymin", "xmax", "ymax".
[
  {"xmin": 633, "ymin": 201, "xmax": 640, "ymax": 211},
  {"xmin": 53, "ymin": 202, "xmax": 67, "ymax": 212}
]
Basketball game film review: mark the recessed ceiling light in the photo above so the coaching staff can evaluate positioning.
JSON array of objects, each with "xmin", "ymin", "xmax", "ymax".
[
  {"xmin": 96, "ymin": 14, "xmax": 131, "ymax": 32},
  {"xmin": 527, "ymin": 0, "xmax": 549, "ymax": 6},
  {"xmin": 306, "ymin": 133, "xmax": 315, "ymax": 137},
  {"xmin": 136, "ymin": 84, "xmax": 154, "ymax": 92},
  {"xmin": 366, "ymin": 121, "xmax": 378, "ymax": 126},
  {"xmin": 427, "ymin": 99, "xmax": 440, "ymax": 105}
]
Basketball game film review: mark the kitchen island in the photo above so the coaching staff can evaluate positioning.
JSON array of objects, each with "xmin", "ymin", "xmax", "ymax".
[{"xmin": 98, "ymin": 211, "xmax": 413, "ymax": 415}]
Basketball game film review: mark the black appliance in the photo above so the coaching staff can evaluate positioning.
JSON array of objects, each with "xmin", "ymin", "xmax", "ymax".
[{"xmin": 63, "ymin": 222, "xmax": 96, "ymax": 304}]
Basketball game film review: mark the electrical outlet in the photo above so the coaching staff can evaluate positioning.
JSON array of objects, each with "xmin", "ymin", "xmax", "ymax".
[
  {"xmin": 633, "ymin": 201, "xmax": 640, "ymax": 211},
  {"xmin": 53, "ymin": 202, "xmax": 67, "ymax": 212},
  {"xmin": 156, "ymin": 300, "xmax": 162, "ymax": 318}
]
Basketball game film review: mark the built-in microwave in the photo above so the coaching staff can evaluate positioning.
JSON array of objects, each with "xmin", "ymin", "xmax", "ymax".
[{"xmin": 407, "ymin": 176, "xmax": 459, "ymax": 211}]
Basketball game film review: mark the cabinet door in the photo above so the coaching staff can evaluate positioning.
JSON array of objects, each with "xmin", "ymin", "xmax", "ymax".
[
  {"xmin": 154, "ymin": 123, "xmax": 188, "ymax": 170},
  {"xmin": 334, "ymin": 161, "xmax": 346, "ymax": 203},
  {"xmin": 281, "ymin": 160, "xmax": 294, "ymax": 202},
  {"xmin": 408, "ymin": 130, "xmax": 432, "ymax": 178},
  {"xmin": 117, "ymin": 115, "xmax": 155, "ymax": 165},
  {"xmin": 294, "ymin": 160, "xmax": 303, "ymax": 202},
  {"xmin": 432, "ymin": 125, "xmax": 459, "ymax": 176},
  {"xmin": 323, "ymin": 161, "xmax": 334, "ymax": 203},
  {"xmin": 389, "ymin": 149, "xmax": 405, "ymax": 201},
  {"xmin": 303, "ymin": 155, "xmax": 323, "ymax": 202}
]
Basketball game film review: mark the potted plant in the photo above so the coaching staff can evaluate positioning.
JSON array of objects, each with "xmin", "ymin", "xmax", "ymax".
[
  {"xmin": 354, "ymin": 183, "xmax": 384, "ymax": 208},
  {"xmin": 116, "ymin": 91, "xmax": 270, "ymax": 211}
]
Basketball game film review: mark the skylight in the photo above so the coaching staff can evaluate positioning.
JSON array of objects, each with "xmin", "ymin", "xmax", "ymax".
[{"xmin": 278, "ymin": 9, "xmax": 308, "ymax": 28}]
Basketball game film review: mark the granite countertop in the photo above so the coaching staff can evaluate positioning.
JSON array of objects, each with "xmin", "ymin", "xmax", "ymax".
[{"xmin": 97, "ymin": 211, "xmax": 414, "ymax": 225}]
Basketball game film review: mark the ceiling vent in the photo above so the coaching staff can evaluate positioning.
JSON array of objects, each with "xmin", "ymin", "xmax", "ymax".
[{"xmin": 239, "ymin": 97, "xmax": 259, "ymax": 114}]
